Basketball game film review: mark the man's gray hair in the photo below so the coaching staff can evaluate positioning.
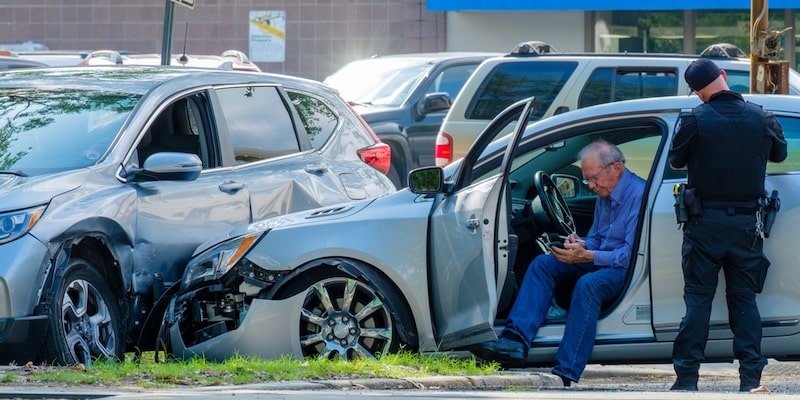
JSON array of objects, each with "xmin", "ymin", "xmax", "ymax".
[{"xmin": 578, "ymin": 139, "xmax": 626, "ymax": 166}]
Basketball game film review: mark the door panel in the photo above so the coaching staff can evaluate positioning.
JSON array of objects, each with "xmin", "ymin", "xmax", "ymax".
[
  {"xmin": 428, "ymin": 175, "xmax": 504, "ymax": 349},
  {"xmin": 134, "ymin": 173, "xmax": 250, "ymax": 284},
  {"xmin": 427, "ymin": 99, "xmax": 534, "ymax": 349}
]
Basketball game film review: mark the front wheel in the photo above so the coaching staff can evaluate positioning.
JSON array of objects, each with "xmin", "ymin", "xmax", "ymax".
[
  {"xmin": 40, "ymin": 258, "xmax": 125, "ymax": 366},
  {"xmin": 289, "ymin": 264, "xmax": 414, "ymax": 360}
]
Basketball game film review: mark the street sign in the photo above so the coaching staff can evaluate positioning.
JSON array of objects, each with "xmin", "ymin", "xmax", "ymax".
[{"xmin": 170, "ymin": 0, "xmax": 195, "ymax": 9}]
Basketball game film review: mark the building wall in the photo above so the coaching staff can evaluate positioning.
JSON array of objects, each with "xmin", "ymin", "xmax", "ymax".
[
  {"xmin": 0, "ymin": 0, "xmax": 446, "ymax": 81},
  {"xmin": 445, "ymin": 11, "xmax": 587, "ymax": 53}
]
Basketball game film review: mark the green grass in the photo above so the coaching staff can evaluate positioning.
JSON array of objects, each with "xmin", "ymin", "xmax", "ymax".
[{"xmin": 3, "ymin": 351, "xmax": 500, "ymax": 388}]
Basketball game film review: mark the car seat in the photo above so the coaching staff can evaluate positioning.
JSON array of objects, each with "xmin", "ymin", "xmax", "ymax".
[{"xmin": 168, "ymin": 99, "xmax": 200, "ymax": 156}]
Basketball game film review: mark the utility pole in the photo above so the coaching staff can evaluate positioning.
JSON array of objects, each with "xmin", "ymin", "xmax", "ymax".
[
  {"xmin": 161, "ymin": 0, "xmax": 195, "ymax": 66},
  {"xmin": 750, "ymin": 0, "xmax": 790, "ymax": 94},
  {"xmin": 160, "ymin": 0, "xmax": 175, "ymax": 66}
]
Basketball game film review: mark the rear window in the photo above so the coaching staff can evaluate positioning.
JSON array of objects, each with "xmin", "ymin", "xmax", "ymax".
[
  {"xmin": 578, "ymin": 68, "xmax": 679, "ymax": 109},
  {"xmin": 466, "ymin": 61, "xmax": 577, "ymax": 121}
]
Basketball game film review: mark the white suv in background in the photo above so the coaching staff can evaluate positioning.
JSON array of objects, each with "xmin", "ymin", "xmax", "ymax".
[{"xmin": 435, "ymin": 41, "xmax": 800, "ymax": 166}]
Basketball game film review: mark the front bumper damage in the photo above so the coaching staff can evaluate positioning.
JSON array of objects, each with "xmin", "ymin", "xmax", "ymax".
[{"xmin": 165, "ymin": 283, "xmax": 306, "ymax": 361}]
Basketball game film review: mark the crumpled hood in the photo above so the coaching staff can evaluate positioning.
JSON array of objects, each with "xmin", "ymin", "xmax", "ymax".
[{"xmin": 0, "ymin": 170, "xmax": 87, "ymax": 211}]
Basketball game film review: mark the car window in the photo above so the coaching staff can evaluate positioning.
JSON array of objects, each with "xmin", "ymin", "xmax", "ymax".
[
  {"xmin": 767, "ymin": 115, "xmax": 800, "ymax": 174},
  {"xmin": 326, "ymin": 59, "xmax": 430, "ymax": 107},
  {"xmin": 578, "ymin": 68, "xmax": 678, "ymax": 109},
  {"xmin": 466, "ymin": 61, "xmax": 578, "ymax": 121},
  {"xmin": 286, "ymin": 90, "xmax": 338, "ymax": 149},
  {"xmin": 216, "ymin": 85, "xmax": 300, "ymax": 164},
  {"xmin": 137, "ymin": 94, "xmax": 213, "ymax": 168},
  {"xmin": 427, "ymin": 64, "xmax": 478, "ymax": 100},
  {"xmin": 483, "ymin": 119, "xmax": 664, "ymax": 211},
  {"xmin": 724, "ymin": 70, "xmax": 751, "ymax": 94}
]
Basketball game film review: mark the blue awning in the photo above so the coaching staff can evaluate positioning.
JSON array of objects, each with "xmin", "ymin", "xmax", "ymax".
[{"xmin": 427, "ymin": 0, "xmax": 798, "ymax": 11}]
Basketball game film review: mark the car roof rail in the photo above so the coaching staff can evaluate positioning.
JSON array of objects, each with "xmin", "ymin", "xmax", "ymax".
[
  {"xmin": 700, "ymin": 43, "xmax": 747, "ymax": 59},
  {"xmin": 508, "ymin": 41, "xmax": 558, "ymax": 56},
  {"xmin": 221, "ymin": 49, "xmax": 251, "ymax": 63},
  {"xmin": 83, "ymin": 50, "xmax": 124, "ymax": 64}
]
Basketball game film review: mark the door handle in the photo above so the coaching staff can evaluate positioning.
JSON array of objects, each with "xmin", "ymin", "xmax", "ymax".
[
  {"xmin": 304, "ymin": 163, "xmax": 329, "ymax": 174},
  {"xmin": 219, "ymin": 181, "xmax": 245, "ymax": 193},
  {"xmin": 466, "ymin": 217, "xmax": 480, "ymax": 231}
]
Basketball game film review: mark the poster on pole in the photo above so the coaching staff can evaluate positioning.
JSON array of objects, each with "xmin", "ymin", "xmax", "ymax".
[{"xmin": 249, "ymin": 11, "xmax": 286, "ymax": 63}]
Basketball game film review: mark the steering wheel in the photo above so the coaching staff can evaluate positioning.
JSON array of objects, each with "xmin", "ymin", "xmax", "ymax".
[{"xmin": 533, "ymin": 171, "xmax": 576, "ymax": 236}]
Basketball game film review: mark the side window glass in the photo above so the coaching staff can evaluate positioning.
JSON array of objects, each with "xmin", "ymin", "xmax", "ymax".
[
  {"xmin": 216, "ymin": 86, "xmax": 299, "ymax": 164},
  {"xmin": 767, "ymin": 115, "xmax": 800, "ymax": 174},
  {"xmin": 138, "ymin": 95, "xmax": 210, "ymax": 168},
  {"xmin": 467, "ymin": 61, "xmax": 578, "ymax": 121},
  {"xmin": 578, "ymin": 68, "xmax": 613, "ymax": 108},
  {"xmin": 428, "ymin": 64, "xmax": 478, "ymax": 100},
  {"xmin": 286, "ymin": 91, "xmax": 338, "ymax": 149},
  {"xmin": 579, "ymin": 68, "xmax": 677, "ymax": 109},
  {"xmin": 615, "ymin": 70, "xmax": 678, "ymax": 101},
  {"xmin": 725, "ymin": 70, "xmax": 751, "ymax": 94}
]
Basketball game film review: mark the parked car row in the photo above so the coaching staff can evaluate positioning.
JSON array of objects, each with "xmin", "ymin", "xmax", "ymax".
[
  {"xmin": 325, "ymin": 41, "xmax": 800, "ymax": 189},
  {"xmin": 0, "ymin": 66, "xmax": 395, "ymax": 366}
]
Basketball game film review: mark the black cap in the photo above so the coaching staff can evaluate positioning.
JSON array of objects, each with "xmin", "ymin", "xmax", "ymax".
[{"xmin": 685, "ymin": 58, "xmax": 721, "ymax": 92}]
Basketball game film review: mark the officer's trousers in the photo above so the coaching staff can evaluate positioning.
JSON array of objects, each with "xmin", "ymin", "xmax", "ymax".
[{"xmin": 672, "ymin": 208, "xmax": 770, "ymax": 391}]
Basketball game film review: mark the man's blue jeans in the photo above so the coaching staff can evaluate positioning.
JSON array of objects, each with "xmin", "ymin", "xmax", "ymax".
[{"xmin": 505, "ymin": 253, "xmax": 627, "ymax": 382}]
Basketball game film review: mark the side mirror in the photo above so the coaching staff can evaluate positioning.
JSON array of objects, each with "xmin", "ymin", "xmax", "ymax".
[
  {"xmin": 408, "ymin": 166, "xmax": 444, "ymax": 194},
  {"xmin": 551, "ymin": 173, "xmax": 579, "ymax": 198},
  {"xmin": 416, "ymin": 92, "xmax": 452, "ymax": 117},
  {"xmin": 134, "ymin": 152, "xmax": 202, "ymax": 182}
]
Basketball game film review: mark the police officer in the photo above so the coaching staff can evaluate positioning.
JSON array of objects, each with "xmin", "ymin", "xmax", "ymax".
[{"xmin": 668, "ymin": 58, "xmax": 787, "ymax": 393}]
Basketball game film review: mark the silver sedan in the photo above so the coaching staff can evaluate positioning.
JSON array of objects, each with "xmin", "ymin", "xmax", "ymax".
[{"xmin": 159, "ymin": 94, "xmax": 800, "ymax": 365}]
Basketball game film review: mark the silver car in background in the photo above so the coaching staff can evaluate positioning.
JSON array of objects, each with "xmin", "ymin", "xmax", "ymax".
[
  {"xmin": 161, "ymin": 94, "xmax": 800, "ymax": 365},
  {"xmin": 0, "ymin": 66, "xmax": 395, "ymax": 366}
]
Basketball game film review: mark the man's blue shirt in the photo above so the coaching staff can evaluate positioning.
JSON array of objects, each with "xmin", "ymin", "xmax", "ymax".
[{"xmin": 584, "ymin": 168, "xmax": 645, "ymax": 269}]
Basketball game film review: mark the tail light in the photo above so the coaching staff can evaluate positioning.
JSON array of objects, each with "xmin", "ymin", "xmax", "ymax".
[
  {"xmin": 435, "ymin": 131, "xmax": 453, "ymax": 167},
  {"xmin": 346, "ymin": 101, "xmax": 392, "ymax": 175},
  {"xmin": 357, "ymin": 142, "xmax": 391, "ymax": 175}
]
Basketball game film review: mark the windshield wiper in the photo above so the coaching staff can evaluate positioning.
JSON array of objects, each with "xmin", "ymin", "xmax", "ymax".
[{"xmin": 0, "ymin": 170, "xmax": 28, "ymax": 177}]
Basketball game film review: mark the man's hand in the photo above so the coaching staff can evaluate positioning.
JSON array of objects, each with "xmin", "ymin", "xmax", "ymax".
[{"xmin": 550, "ymin": 240, "xmax": 592, "ymax": 264}]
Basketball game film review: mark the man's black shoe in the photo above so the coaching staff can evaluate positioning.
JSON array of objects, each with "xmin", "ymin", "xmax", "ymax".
[
  {"xmin": 553, "ymin": 372, "xmax": 573, "ymax": 387},
  {"xmin": 470, "ymin": 336, "xmax": 528, "ymax": 367},
  {"xmin": 669, "ymin": 381, "xmax": 698, "ymax": 391}
]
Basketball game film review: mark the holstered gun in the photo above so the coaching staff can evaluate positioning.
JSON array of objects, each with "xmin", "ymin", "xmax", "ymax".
[
  {"xmin": 673, "ymin": 183, "xmax": 701, "ymax": 225},
  {"xmin": 761, "ymin": 190, "xmax": 780, "ymax": 238}
]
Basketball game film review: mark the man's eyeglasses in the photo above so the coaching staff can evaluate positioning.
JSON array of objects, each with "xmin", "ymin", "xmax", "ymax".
[{"xmin": 582, "ymin": 160, "xmax": 621, "ymax": 185}]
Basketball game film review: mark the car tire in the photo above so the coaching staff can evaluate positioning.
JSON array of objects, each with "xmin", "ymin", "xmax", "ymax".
[
  {"xmin": 282, "ymin": 261, "xmax": 415, "ymax": 360},
  {"xmin": 39, "ymin": 258, "xmax": 125, "ymax": 366}
]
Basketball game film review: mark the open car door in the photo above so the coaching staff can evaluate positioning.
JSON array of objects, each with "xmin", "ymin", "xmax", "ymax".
[{"xmin": 427, "ymin": 99, "xmax": 537, "ymax": 349}]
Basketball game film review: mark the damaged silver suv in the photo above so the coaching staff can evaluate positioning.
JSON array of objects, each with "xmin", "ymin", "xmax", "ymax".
[{"xmin": 0, "ymin": 66, "xmax": 394, "ymax": 366}]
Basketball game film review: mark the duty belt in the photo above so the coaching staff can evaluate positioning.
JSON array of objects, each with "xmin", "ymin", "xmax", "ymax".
[{"xmin": 702, "ymin": 200, "xmax": 760, "ymax": 215}]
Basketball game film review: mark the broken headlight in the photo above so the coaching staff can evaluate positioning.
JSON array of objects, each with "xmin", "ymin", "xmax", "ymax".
[{"xmin": 181, "ymin": 232, "xmax": 260, "ymax": 290}]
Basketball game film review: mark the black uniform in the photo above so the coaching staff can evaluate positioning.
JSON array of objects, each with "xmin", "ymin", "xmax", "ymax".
[{"xmin": 668, "ymin": 90, "xmax": 787, "ymax": 392}]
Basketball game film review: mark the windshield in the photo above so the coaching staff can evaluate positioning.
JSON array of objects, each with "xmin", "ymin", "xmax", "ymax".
[
  {"xmin": 0, "ymin": 88, "xmax": 138, "ymax": 175},
  {"xmin": 325, "ymin": 58, "xmax": 431, "ymax": 106}
]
